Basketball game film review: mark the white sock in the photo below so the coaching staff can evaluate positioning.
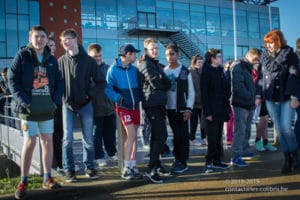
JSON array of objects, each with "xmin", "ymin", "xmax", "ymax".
[
  {"xmin": 130, "ymin": 160, "xmax": 136, "ymax": 169},
  {"xmin": 124, "ymin": 160, "xmax": 130, "ymax": 169}
]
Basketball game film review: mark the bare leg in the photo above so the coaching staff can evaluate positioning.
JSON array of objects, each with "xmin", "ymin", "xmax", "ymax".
[
  {"xmin": 40, "ymin": 134, "xmax": 53, "ymax": 174},
  {"xmin": 21, "ymin": 136, "xmax": 37, "ymax": 177},
  {"xmin": 123, "ymin": 124, "xmax": 138, "ymax": 161}
]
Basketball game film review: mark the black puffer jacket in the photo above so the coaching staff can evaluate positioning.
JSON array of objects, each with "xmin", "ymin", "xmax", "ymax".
[
  {"xmin": 200, "ymin": 63, "xmax": 231, "ymax": 121},
  {"xmin": 58, "ymin": 45, "xmax": 105, "ymax": 111},
  {"xmin": 138, "ymin": 54, "xmax": 171, "ymax": 108},
  {"xmin": 260, "ymin": 45, "xmax": 299, "ymax": 102}
]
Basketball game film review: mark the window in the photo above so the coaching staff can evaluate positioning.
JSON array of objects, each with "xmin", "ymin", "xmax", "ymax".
[
  {"xmin": 6, "ymin": 15, "xmax": 18, "ymax": 57},
  {"xmin": 18, "ymin": 15, "xmax": 29, "ymax": 47},
  {"xmin": 206, "ymin": 6, "xmax": 220, "ymax": 36}
]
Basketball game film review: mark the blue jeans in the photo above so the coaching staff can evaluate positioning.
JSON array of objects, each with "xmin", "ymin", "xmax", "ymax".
[
  {"xmin": 295, "ymin": 106, "xmax": 300, "ymax": 147},
  {"xmin": 62, "ymin": 102, "xmax": 95, "ymax": 171},
  {"xmin": 266, "ymin": 100, "xmax": 298, "ymax": 153},
  {"xmin": 93, "ymin": 114, "xmax": 117, "ymax": 159},
  {"xmin": 232, "ymin": 106, "xmax": 254, "ymax": 159}
]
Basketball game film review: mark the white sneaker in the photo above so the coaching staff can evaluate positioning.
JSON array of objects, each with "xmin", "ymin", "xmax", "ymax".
[
  {"xmin": 96, "ymin": 158, "xmax": 107, "ymax": 167},
  {"xmin": 109, "ymin": 155, "xmax": 118, "ymax": 162},
  {"xmin": 190, "ymin": 139, "xmax": 202, "ymax": 146}
]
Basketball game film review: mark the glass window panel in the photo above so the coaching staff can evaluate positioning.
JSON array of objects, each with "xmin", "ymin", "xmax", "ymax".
[
  {"xmin": 138, "ymin": 13, "xmax": 146, "ymax": 28},
  {"xmin": 157, "ymin": 8, "xmax": 173, "ymax": 29},
  {"xmin": 248, "ymin": 11, "xmax": 258, "ymax": 18},
  {"xmin": 236, "ymin": 16, "xmax": 247, "ymax": 32},
  {"xmin": 221, "ymin": 14, "xmax": 233, "ymax": 30},
  {"xmin": 221, "ymin": 8, "xmax": 232, "ymax": 15},
  {"xmin": 206, "ymin": 13, "xmax": 220, "ymax": 36},
  {"xmin": 29, "ymin": 0, "xmax": 40, "ymax": 27},
  {"xmin": 0, "ymin": 1, "xmax": 5, "ymax": 41},
  {"xmin": 272, "ymin": 14, "xmax": 280, "ymax": 29},
  {"xmin": 0, "ymin": 43, "xmax": 5, "ymax": 57},
  {"xmin": 148, "ymin": 13, "xmax": 156, "ymax": 28},
  {"xmin": 259, "ymin": 13, "xmax": 268, "ymax": 19},
  {"xmin": 222, "ymin": 45, "xmax": 234, "ymax": 61},
  {"xmin": 191, "ymin": 12, "xmax": 206, "ymax": 34},
  {"xmin": 206, "ymin": 6, "xmax": 219, "ymax": 14},
  {"xmin": 6, "ymin": 15, "xmax": 18, "ymax": 57},
  {"xmin": 236, "ymin": 10, "xmax": 246, "ymax": 17},
  {"xmin": 82, "ymin": 0, "xmax": 95, "ymax": 20},
  {"xmin": 6, "ymin": 0, "xmax": 17, "ymax": 13},
  {"xmin": 174, "ymin": 9, "xmax": 189, "ymax": 29},
  {"xmin": 95, "ymin": 0, "xmax": 117, "ymax": 30},
  {"xmin": 118, "ymin": 0, "xmax": 136, "ymax": 29},
  {"xmin": 18, "ymin": 15, "xmax": 29, "ymax": 47},
  {"xmin": 82, "ymin": 27, "xmax": 96, "ymax": 39},
  {"xmin": 248, "ymin": 17, "xmax": 259, "ymax": 32},
  {"xmin": 237, "ymin": 31, "xmax": 248, "ymax": 38},
  {"xmin": 137, "ymin": 0, "xmax": 155, "ymax": 12},
  {"xmin": 190, "ymin": 4, "xmax": 204, "ymax": 12},
  {"xmin": 157, "ymin": 0, "xmax": 172, "ymax": 9},
  {"xmin": 174, "ymin": 2, "xmax": 188, "ymax": 11},
  {"xmin": 260, "ymin": 19, "xmax": 269, "ymax": 38},
  {"xmin": 18, "ymin": 0, "xmax": 29, "ymax": 14}
]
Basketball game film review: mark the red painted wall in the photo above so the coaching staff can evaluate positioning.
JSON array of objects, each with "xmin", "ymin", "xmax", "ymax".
[{"xmin": 40, "ymin": 0, "xmax": 82, "ymax": 58}]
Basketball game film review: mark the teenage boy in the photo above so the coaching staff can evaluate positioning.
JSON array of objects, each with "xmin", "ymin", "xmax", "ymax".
[
  {"xmin": 58, "ymin": 29, "xmax": 104, "ymax": 182},
  {"xmin": 88, "ymin": 43, "xmax": 117, "ymax": 167},
  {"xmin": 105, "ymin": 44, "xmax": 141, "ymax": 179},
  {"xmin": 164, "ymin": 44, "xmax": 195, "ymax": 173},
  {"xmin": 138, "ymin": 38, "xmax": 171, "ymax": 183},
  {"xmin": 8, "ymin": 25, "xmax": 63, "ymax": 199}
]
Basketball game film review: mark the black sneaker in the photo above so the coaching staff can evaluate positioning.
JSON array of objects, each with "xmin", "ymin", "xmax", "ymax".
[
  {"xmin": 145, "ymin": 170, "xmax": 163, "ymax": 184},
  {"xmin": 212, "ymin": 161, "xmax": 230, "ymax": 170},
  {"xmin": 66, "ymin": 170, "xmax": 78, "ymax": 183},
  {"xmin": 121, "ymin": 167, "xmax": 134, "ymax": 180},
  {"xmin": 171, "ymin": 161, "xmax": 188, "ymax": 174},
  {"xmin": 85, "ymin": 169, "xmax": 99, "ymax": 179},
  {"xmin": 157, "ymin": 166, "xmax": 172, "ymax": 176},
  {"xmin": 204, "ymin": 164, "xmax": 214, "ymax": 173},
  {"xmin": 131, "ymin": 167, "xmax": 143, "ymax": 179}
]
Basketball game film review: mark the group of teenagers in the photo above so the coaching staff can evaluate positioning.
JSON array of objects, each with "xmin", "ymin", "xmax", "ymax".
[{"xmin": 6, "ymin": 24, "xmax": 300, "ymax": 200}]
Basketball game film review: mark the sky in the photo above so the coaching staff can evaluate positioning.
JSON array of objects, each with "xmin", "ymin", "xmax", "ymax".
[{"xmin": 272, "ymin": 0, "xmax": 300, "ymax": 48}]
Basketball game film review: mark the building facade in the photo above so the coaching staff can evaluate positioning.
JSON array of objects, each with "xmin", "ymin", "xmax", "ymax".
[{"xmin": 0, "ymin": 0, "xmax": 279, "ymax": 68}]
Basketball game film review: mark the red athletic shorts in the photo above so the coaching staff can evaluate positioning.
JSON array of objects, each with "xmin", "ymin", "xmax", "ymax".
[{"xmin": 115, "ymin": 106, "xmax": 140, "ymax": 126}]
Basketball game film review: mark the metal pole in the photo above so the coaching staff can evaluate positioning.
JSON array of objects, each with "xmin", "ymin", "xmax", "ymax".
[
  {"xmin": 268, "ymin": 4, "xmax": 272, "ymax": 31},
  {"xmin": 116, "ymin": 115, "xmax": 125, "ymax": 173},
  {"xmin": 232, "ymin": 0, "xmax": 237, "ymax": 60}
]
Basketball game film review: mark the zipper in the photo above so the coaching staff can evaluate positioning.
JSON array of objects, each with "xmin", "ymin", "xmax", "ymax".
[{"xmin": 126, "ymin": 68, "xmax": 135, "ymax": 110}]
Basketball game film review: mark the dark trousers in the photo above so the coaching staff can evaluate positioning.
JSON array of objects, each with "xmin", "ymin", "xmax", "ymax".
[
  {"xmin": 93, "ymin": 114, "xmax": 117, "ymax": 159},
  {"xmin": 167, "ymin": 110, "xmax": 190, "ymax": 164},
  {"xmin": 190, "ymin": 108, "xmax": 206, "ymax": 140},
  {"xmin": 53, "ymin": 105, "xmax": 63, "ymax": 168},
  {"xmin": 294, "ymin": 107, "xmax": 300, "ymax": 148},
  {"xmin": 204, "ymin": 119, "xmax": 224, "ymax": 164},
  {"xmin": 145, "ymin": 107, "xmax": 168, "ymax": 170}
]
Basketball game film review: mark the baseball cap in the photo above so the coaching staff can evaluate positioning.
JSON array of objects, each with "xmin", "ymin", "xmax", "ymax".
[{"xmin": 118, "ymin": 44, "xmax": 141, "ymax": 56}]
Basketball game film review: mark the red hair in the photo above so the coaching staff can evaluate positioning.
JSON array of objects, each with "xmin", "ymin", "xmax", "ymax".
[{"xmin": 264, "ymin": 30, "xmax": 286, "ymax": 49}]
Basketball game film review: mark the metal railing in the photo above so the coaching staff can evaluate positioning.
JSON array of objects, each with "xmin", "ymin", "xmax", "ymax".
[{"xmin": 0, "ymin": 95, "xmax": 43, "ymax": 175}]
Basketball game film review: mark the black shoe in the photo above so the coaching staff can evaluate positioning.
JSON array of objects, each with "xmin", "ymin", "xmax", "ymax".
[
  {"xmin": 157, "ymin": 166, "xmax": 172, "ymax": 176},
  {"xmin": 212, "ymin": 161, "xmax": 230, "ymax": 170},
  {"xmin": 85, "ymin": 169, "xmax": 99, "ymax": 179},
  {"xmin": 145, "ymin": 170, "xmax": 163, "ymax": 184},
  {"xmin": 66, "ymin": 170, "xmax": 78, "ymax": 183},
  {"xmin": 131, "ymin": 167, "xmax": 143, "ymax": 179},
  {"xmin": 171, "ymin": 161, "xmax": 188, "ymax": 174},
  {"xmin": 204, "ymin": 163, "xmax": 214, "ymax": 173}
]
